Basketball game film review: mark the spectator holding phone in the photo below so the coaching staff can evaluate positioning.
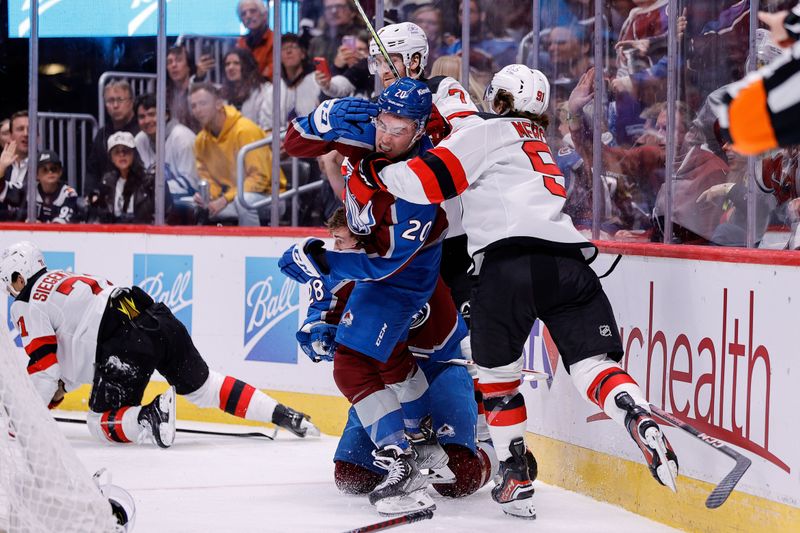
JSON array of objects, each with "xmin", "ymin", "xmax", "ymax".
[
  {"xmin": 317, "ymin": 30, "xmax": 372, "ymax": 98},
  {"xmin": 308, "ymin": 0, "xmax": 365, "ymax": 66},
  {"xmin": 235, "ymin": 0, "xmax": 275, "ymax": 78}
]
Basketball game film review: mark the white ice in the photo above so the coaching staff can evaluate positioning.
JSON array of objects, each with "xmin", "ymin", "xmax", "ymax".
[{"xmin": 62, "ymin": 420, "xmax": 679, "ymax": 533}]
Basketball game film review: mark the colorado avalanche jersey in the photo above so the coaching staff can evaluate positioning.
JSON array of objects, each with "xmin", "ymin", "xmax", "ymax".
[
  {"xmin": 10, "ymin": 269, "xmax": 115, "ymax": 403},
  {"xmin": 370, "ymin": 113, "xmax": 598, "ymax": 270}
]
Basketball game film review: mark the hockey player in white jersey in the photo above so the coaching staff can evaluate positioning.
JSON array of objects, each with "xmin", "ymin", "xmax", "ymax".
[
  {"xmin": 1, "ymin": 241, "xmax": 319, "ymax": 448},
  {"xmin": 357, "ymin": 64, "xmax": 679, "ymax": 519}
]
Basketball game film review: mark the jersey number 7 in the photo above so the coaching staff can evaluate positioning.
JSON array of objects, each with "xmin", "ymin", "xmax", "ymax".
[
  {"xmin": 56, "ymin": 276, "xmax": 103, "ymax": 296},
  {"xmin": 522, "ymin": 140, "xmax": 567, "ymax": 198}
]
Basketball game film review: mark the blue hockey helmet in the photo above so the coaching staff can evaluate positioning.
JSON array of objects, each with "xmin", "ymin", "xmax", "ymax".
[{"xmin": 376, "ymin": 77, "xmax": 432, "ymax": 133}]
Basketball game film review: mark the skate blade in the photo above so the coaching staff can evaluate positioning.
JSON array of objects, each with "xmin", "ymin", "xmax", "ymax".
[
  {"xmin": 423, "ymin": 464, "xmax": 456, "ymax": 483},
  {"xmin": 500, "ymin": 498, "xmax": 536, "ymax": 520},
  {"xmin": 645, "ymin": 427, "xmax": 677, "ymax": 492},
  {"xmin": 375, "ymin": 489, "xmax": 436, "ymax": 516}
]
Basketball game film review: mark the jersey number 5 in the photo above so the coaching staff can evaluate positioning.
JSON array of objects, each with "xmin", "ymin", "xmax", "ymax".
[
  {"xmin": 56, "ymin": 276, "xmax": 103, "ymax": 296},
  {"xmin": 522, "ymin": 141, "xmax": 567, "ymax": 198}
]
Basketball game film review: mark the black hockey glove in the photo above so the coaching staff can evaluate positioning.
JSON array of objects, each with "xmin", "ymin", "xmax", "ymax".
[{"xmin": 357, "ymin": 152, "xmax": 391, "ymax": 191}]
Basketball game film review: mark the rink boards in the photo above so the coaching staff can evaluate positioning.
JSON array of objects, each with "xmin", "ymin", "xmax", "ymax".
[{"xmin": 0, "ymin": 225, "xmax": 797, "ymax": 532}]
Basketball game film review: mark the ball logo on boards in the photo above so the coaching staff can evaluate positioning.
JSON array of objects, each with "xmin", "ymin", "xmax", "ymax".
[
  {"xmin": 7, "ymin": 251, "xmax": 74, "ymax": 347},
  {"xmin": 133, "ymin": 254, "xmax": 193, "ymax": 332},
  {"xmin": 244, "ymin": 257, "xmax": 300, "ymax": 364}
]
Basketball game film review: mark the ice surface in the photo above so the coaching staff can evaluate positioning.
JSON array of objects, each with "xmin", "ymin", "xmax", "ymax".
[{"xmin": 61, "ymin": 421, "xmax": 679, "ymax": 533}]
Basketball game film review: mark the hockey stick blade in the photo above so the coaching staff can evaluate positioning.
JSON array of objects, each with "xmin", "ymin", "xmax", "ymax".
[
  {"xmin": 342, "ymin": 508, "xmax": 434, "ymax": 533},
  {"xmin": 412, "ymin": 354, "xmax": 550, "ymax": 381},
  {"xmin": 54, "ymin": 416, "xmax": 276, "ymax": 440},
  {"xmin": 649, "ymin": 405, "xmax": 751, "ymax": 508}
]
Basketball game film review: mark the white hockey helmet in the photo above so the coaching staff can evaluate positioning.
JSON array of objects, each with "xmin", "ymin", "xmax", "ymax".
[
  {"xmin": 368, "ymin": 22, "xmax": 429, "ymax": 77},
  {"xmin": 484, "ymin": 64, "xmax": 551, "ymax": 116},
  {"xmin": 0, "ymin": 241, "xmax": 46, "ymax": 296}
]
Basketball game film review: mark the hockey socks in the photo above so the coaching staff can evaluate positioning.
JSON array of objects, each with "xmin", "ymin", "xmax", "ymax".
[
  {"xmin": 476, "ymin": 358, "xmax": 529, "ymax": 463},
  {"xmin": 88, "ymin": 387, "xmax": 176, "ymax": 447},
  {"xmin": 569, "ymin": 354, "xmax": 649, "ymax": 426},
  {"xmin": 183, "ymin": 371, "xmax": 277, "ymax": 423}
]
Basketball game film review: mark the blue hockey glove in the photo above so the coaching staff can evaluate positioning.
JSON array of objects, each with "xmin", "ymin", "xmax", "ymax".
[
  {"xmin": 307, "ymin": 97, "xmax": 378, "ymax": 145},
  {"xmin": 296, "ymin": 321, "xmax": 338, "ymax": 362},
  {"xmin": 279, "ymin": 237, "xmax": 330, "ymax": 283}
]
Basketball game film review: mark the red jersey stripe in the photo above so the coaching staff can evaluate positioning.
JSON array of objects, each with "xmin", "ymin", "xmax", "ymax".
[
  {"xmin": 24, "ymin": 335, "xmax": 58, "ymax": 356},
  {"xmin": 432, "ymin": 147, "xmax": 469, "ymax": 195},
  {"xmin": 235, "ymin": 384, "xmax": 256, "ymax": 418},
  {"xmin": 597, "ymin": 373, "xmax": 637, "ymax": 408},
  {"xmin": 486, "ymin": 405, "xmax": 527, "ymax": 427},
  {"xmin": 26, "ymin": 353, "xmax": 57, "ymax": 374},
  {"xmin": 219, "ymin": 376, "xmax": 235, "ymax": 410},
  {"xmin": 408, "ymin": 158, "xmax": 445, "ymax": 203}
]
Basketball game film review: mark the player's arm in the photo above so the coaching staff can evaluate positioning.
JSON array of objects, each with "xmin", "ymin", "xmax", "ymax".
[
  {"xmin": 285, "ymin": 97, "xmax": 379, "ymax": 159},
  {"xmin": 715, "ymin": 42, "xmax": 800, "ymax": 155},
  {"xmin": 359, "ymin": 122, "xmax": 490, "ymax": 204},
  {"xmin": 12, "ymin": 303, "xmax": 61, "ymax": 406}
]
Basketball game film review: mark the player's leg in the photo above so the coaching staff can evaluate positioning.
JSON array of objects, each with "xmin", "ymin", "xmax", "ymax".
[
  {"xmin": 471, "ymin": 247, "xmax": 540, "ymax": 518},
  {"xmin": 143, "ymin": 301, "xmax": 319, "ymax": 437},
  {"xmin": 333, "ymin": 345, "xmax": 434, "ymax": 515},
  {"xmin": 540, "ymin": 254, "xmax": 678, "ymax": 490},
  {"xmin": 334, "ymin": 406, "xmax": 384, "ymax": 494},
  {"xmin": 88, "ymin": 312, "xmax": 175, "ymax": 448}
]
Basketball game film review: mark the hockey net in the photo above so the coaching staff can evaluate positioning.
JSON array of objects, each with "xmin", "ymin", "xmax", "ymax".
[{"xmin": 0, "ymin": 326, "xmax": 119, "ymax": 533}]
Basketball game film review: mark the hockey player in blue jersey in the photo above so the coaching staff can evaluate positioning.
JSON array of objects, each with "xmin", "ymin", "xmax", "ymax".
[
  {"xmin": 298, "ymin": 208, "xmax": 497, "ymax": 499},
  {"xmin": 280, "ymin": 78, "xmax": 451, "ymax": 515}
]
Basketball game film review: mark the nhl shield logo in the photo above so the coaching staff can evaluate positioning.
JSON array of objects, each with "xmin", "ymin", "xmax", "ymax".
[{"xmin": 599, "ymin": 325, "xmax": 612, "ymax": 337}]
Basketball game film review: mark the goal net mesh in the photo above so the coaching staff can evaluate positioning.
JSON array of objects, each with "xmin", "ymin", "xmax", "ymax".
[{"xmin": 0, "ymin": 325, "xmax": 119, "ymax": 532}]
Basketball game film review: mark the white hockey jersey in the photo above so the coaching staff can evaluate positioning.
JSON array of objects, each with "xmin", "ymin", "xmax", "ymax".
[
  {"xmin": 373, "ymin": 113, "xmax": 597, "ymax": 270},
  {"xmin": 10, "ymin": 269, "xmax": 115, "ymax": 404}
]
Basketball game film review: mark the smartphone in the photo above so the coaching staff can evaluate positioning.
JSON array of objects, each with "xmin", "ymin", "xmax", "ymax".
[
  {"xmin": 313, "ymin": 57, "xmax": 331, "ymax": 78},
  {"xmin": 342, "ymin": 35, "xmax": 357, "ymax": 51}
]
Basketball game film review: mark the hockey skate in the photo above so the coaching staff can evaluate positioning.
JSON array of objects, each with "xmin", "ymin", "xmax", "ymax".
[
  {"xmin": 137, "ymin": 386, "xmax": 176, "ymax": 448},
  {"xmin": 369, "ymin": 444, "xmax": 435, "ymax": 516},
  {"xmin": 491, "ymin": 438, "xmax": 536, "ymax": 519},
  {"xmin": 271, "ymin": 404, "xmax": 320, "ymax": 438},
  {"xmin": 408, "ymin": 415, "xmax": 455, "ymax": 483},
  {"xmin": 615, "ymin": 392, "xmax": 679, "ymax": 492}
]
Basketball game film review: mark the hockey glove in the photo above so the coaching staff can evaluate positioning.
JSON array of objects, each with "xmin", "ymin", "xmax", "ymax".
[
  {"xmin": 279, "ymin": 237, "xmax": 330, "ymax": 283},
  {"xmin": 357, "ymin": 152, "xmax": 391, "ymax": 191},
  {"xmin": 306, "ymin": 97, "xmax": 379, "ymax": 145},
  {"xmin": 296, "ymin": 321, "xmax": 338, "ymax": 362},
  {"xmin": 426, "ymin": 104, "xmax": 452, "ymax": 146}
]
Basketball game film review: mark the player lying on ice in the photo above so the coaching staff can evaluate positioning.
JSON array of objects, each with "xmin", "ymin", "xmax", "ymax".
[
  {"xmin": 356, "ymin": 64, "xmax": 680, "ymax": 519},
  {"xmin": 297, "ymin": 207, "xmax": 499, "ymax": 500},
  {"xmin": 0, "ymin": 241, "xmax": 319, "ymax": 448},
  {"xmin": 280, "ymin": 79, "xmax": 457, "ymax": 516}
]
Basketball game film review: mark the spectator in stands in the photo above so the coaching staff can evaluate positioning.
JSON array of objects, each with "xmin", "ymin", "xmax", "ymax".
[
  {"xmin": 167, "ymin": 45, "xmax": 202, "ymax": 133},
  {"xmin": 444, "ymin": 0, "xmax": 517, "ymax": 77},
  {"xmin": 0, "ymin": 111, "xmax": 30, "ymax": 221},
  {"xmin": 34, "ymin": 150, "xmax": 77, "ymax": 224},
  {"xmin": 133, "ymin": 93, "xmax": 198, "ymax": 224},
  {"xmin": 88, "ymin": 132, "xmax": 159, "ymax": 224},
  {"xmin": 316, "ymin": 30, "xmax": 371, "ymax": 99},
  {"xmin": 429, "ymin": 55, "xmax": 486, "ymax": 111},
  {"xmin": 85, "ymin": 81, "xmax": 140, "ymax": 195},
  {"xmin": 189, "ymin": 83, "xmax": 286, "ymax": 226},
  {"xmin": 221, "ymin": 48, "xmax": 268, "ymax": 126},
  {"xmin": 615, "ymin": 0, "xmax": 669, "ymax": 78},
  {"xmin": 236, "ymin": 0, "xmax": 275, "ymax": 78},
  {"xmin": 308, "ymin": 0, "xmax": 364, "ymax": 65},
  {"xmin": 411, "ymin": 5, "xmax": 447, "ymax": 72},
  {"xmin": 544, "ymin": 25, "xmax": 592, "ymax": 85},
  {"xmin": 259, "ymin": 33, "xmax": 320, "ymax": 132},
  {"xmin": 0, "ymin": 119, "xmax": 10, "ymax": 150}
]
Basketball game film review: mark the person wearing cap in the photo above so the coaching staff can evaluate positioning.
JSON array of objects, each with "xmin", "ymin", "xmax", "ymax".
[
  {"xmin": 34, "ymin": 150, "xmax": 78, "ymax": 224},
  {"xmin": 86, "ymin": 131, "xmax": 163, "ymax": 224}
]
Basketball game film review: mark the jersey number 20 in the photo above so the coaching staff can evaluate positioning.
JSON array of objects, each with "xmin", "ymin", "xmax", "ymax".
[{"xmin": 522, "ymin": 141, "xmax": 567, "ymax": 198}]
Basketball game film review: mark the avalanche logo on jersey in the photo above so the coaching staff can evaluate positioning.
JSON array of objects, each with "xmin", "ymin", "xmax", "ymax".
[
  {"xmin": 244, "ymin": 257, "xmax": 300, "ymax": 364},
  {"xmin": 343, "ymin": 162, "xmax": 376, "ymax": 236},
  {"xmin": 133, "ymin": 254, "xmax": 193, "ymax": 333},
  {"xmin": 523, "ymin": 319, "xmax": 559, "ymax": 390},
  {"xmin": 7, "ymin": 251, "xmax": 74, "ymax": 347}
]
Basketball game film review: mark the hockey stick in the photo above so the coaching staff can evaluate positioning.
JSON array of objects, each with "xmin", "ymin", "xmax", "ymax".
[
  {"xmin": 412, "ymin": 353, "xmax": 551, "ymax": 381},
  {"xmin": 649, "ymin": 404, "xmax": 751, "ymax": 509},
  {"xmin": 342, "ymin": 508, "xmax": 434, "ymax": 533},
  {"xmin": 351, "ymin": 0, "xmax": 401, "ymax": 79},
  {"xmin": 54, "ymin": 416, "xmax": 276, "ymax": 440}
]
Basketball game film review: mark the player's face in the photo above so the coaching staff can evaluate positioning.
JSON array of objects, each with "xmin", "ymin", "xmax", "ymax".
[
  {"xmin": 331, "ymin": 227, "xmax": 358, "ymax": 250},
  {"xmin": 137, "ymin": 106, "xmax": 158, "ymax": 137},
  {"xmin": 374, "ymin": 113, "xmax": 419, "ymax": 159},
  {"xmin": 373, "ymin": 54, "xmax": 408, "ymax": 88}
]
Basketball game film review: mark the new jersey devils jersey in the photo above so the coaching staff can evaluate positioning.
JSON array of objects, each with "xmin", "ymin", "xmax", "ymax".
[
  {"xmin": 371, "ymin": 113, "xmax": 598, "ymax": 269},
  {"xmin": 10, "ymin": 269, "xmax": 115, "ymax": 403}
]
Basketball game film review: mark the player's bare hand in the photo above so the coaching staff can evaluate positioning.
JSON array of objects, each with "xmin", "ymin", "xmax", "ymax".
[{"xmin": 759, "ymin": 11, "xmax": 790, "ymax": 46}]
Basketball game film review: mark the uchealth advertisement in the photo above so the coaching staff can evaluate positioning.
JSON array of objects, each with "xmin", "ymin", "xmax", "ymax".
[
  {"xmin": 0, "ymin": 228, "xmax": 796, "ymax": 508},
  {"xmin": 521, "ymin": 253, "xmax": 798, "ymax": 508}
]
